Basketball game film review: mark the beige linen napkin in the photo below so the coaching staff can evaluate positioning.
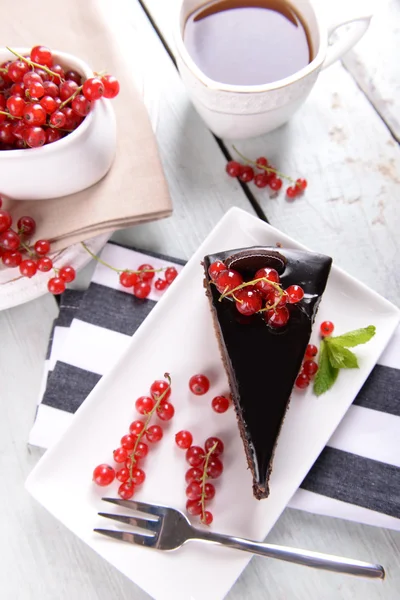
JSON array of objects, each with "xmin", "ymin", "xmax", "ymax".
[{"xmin": 0, "ymin": 0, "xmax": 172, "ymax": 251}]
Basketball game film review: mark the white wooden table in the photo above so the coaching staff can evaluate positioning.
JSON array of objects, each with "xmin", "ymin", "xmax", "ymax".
[{"xmin": 1, "ymin": 1, "xmax": 399, "ymax": 598}]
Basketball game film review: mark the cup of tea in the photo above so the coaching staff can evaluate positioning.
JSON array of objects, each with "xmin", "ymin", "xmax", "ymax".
[{"xmin": 174, "ymin": 0, "xmax": 372, "ymax": 139}]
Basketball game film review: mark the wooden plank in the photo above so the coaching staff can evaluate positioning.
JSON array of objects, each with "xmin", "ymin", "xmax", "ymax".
[
  {"xmin": 140, "ymin": 0, "xmax": 400, "ymax": 305},
  {"xmin": 342, "ymin": 0, "xmax": 400, "ymax": 141},
  {"xmin": 0, "ymin": 2, "xmax": 258, "ymax": 600}
]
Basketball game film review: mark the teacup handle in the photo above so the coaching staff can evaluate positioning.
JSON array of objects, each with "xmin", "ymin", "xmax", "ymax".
[{"xmin": 322, "ymin": 14, "xmax": 372, "ymax": 69}]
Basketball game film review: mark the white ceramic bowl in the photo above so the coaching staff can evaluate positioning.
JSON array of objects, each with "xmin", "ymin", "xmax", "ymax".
[{"xmin": 0, "ymin": 48, "xmax": 117, "ymax": 200}]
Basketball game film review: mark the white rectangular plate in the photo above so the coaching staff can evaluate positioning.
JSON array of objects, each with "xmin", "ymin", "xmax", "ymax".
[{"xmin": 26, "ymin": 208, "xmax": 400, "ymax": 600}]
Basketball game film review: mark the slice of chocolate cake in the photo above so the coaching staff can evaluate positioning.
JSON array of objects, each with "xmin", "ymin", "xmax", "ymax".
[{"xmin": 203, "ymin": 246, "xmax": 332, "ymax": 499}]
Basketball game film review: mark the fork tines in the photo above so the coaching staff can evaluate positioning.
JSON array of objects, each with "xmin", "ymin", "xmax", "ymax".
[{"xmin": 94, "ymin": 497, "xmax": 160, "ymax": 547}]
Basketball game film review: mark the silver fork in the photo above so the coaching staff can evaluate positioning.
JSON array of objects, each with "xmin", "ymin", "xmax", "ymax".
[{"xmin": 95, "ymin": 498, "xmax": 385, "ymax": 579}]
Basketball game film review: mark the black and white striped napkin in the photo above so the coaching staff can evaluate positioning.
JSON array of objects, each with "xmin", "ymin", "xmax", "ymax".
[{"xmin": 29, "ymin": 242, "xmax": 400, "ymax": 531}]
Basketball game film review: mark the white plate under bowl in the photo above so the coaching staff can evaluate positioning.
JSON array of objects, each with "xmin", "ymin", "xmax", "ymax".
[
  {"xmin": 0, "ymin": 233, "xmax": 109, "ymax": 311},
  {"xmin": 26, "ymin": 207, "xmax": 400, "ymax": 600}
]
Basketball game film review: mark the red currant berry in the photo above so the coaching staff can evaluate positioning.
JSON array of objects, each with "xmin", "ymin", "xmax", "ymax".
[
  {"xmin": 129, "ymin": 420, "xmax": 145, "ymax": 436},
  {"xmin": 65, "ymin": 70, "xmax": 82, "ymax": 85},
  {"xmin": 118, "ymin": 481, "xmax": 134, "ymax": 500},
  {"xmin": 269, "ymin": 176, "xmax": 283, "ymax": 191},
  {"xmin": 254, "ymin": 267, "xmax": 280, "ymax": 295},
  {"xmin": 135, "ymin": 395, "xmax": 155, "ymax": 415},
  {"xmin": 37, "ymin": 256, "xmax": 53, "ymax": 272},
  {"xmin": 133, "ymin": 281, "xmax": 151, "ymax": 298},
  {"xmin": 202, "ymin": 511, "xmax": 213, "ymax": 525},
  {"xmin": 59, "ymin": 80, "xmax": 79, "ymax": 101},
  {"xmin": 40, "ymin": 95, "xmax": 57, "ymax": 113},
  {"xmin": 0, "ymin": 230, "xmax": 20, "ymax": 251},
  {"xmin": 215, "ymin": 269, "xmax": 243, "ymax": 294},
  {"xmin": 72, "ymin": 94, "xmax": 91, "ymax": 117},
  {"xmin": 286, "ymin": 284, "xmax": 304, "ymax": 304},
  {"xmin": 42, "ymin": 81, "xmax": 59, "ymax": 97},
  {"xmin": 8, "ymin": 60, "xmax": 30, "ymax": 82},
  {"xmin": 146, "ymin": 424, "xmax": 163, "ymax": 443},
  {"xmin": 157, "ymin": 401, "xmax": 174, "ymax": 421},
  {"xmin": 175, "ymin": 430, "xmax": 193, "ymax": 450},
  {"xmin": 204, "ymin": 483, "xmax": 215, "ymax": 500},
  {"xmin": 0, "ymin": 209, "xmax": 12, "ymax": 233},
  {"xmin": 113, "ymin": 447, "xmax": 128, "ymax": 463},
  {"xmin": 206, "ymin": 457, "xmax": 223, "ymax": 479},
  {"xmin": 295, "ymin": 373, "xmax": 310, "ymax": 389},
  {"xmin": 265, "ymin": 289, "xmax": 287, "ymax": 308},
  {"xmin": 49, "ymin": 64, "xmax": 65, "ymax": 83},
  {"xmin": 46, "ymin": 128, "xmax": 62, "ymax": 144},
  {"xmin": 49, "ymin": 110, "xmax": 66, "ymax": 128},
  {"xmin": 0, "ymin": 122, "xmax": 15, "ymax": 144},
  {"xmin": 320, "ymin": 321, "xmax": 334, "ymax": 336},
  {"xmin": 34, "ymin": 239, "xmax": 50, "ymax": 255},
  {"xmin": 225, "ymin": 160, "xmax": 242, "ymax": 177},
  {"xmin": 150, "ymin": 379, "xmax": 171, "ymax": 401},
  {"xmin": 185, "ymin": 467, "xmax": 202, "ymax": 484},
  {"xmin": 6, "ymin": 94, "xmax": 25, "ymax": 117},
  {"xmin": 296, "ymin": 178, "xmax": 308, "ymax": 191},
  {"xmin": 205, "ymin": 437, "xmax": 224, "ymax": 456},
  {"xmin": 0, "ymin": 196, "xmax": 2, "ymax": 208},
  {"xmin": 303, "ymin": 360, "xmax": 318, "ymax": 377},
  {"xmin": 119, "ymin": 271, "xmax": 139, "ymax": 288},
  {"xmin": 165, "ymin": 266, "xmax": 178, "ymax": 284},
  {"xmin": 30, "ymin": 46, "xmax": 53, "ymax": 67},
  {"xmin": 154, "ymin": 278, "xmax": 167, "ymax": 291},
  {"xmin": 134, "ymin": 442, "xmax": 148, "ymax": 459},
  {"xmin": 116, "ymin": 467, "xmax": 130, "ymax": 483},
  {"xmin": 235, "ymin": 288, "xmax": 262, "ymax": 315},
  {"xmin": 305, "ymin": 344, "xmax": 318, "ymax": 358},
  {"xmin": 17, "ymin": 215, "xmax": 36, "ymax": 236},
  {"xmin": 23, "ymin": 102, "xmax": 46, "ymax": 126},
  {"xmin": 23, "ymin": 126, "xmax": 46, "ymax": 148},
  {"xmin": 47, "ymin": 277, "xmax": 66, "ymax": 295},
  {"xmin": 93, "ymin": 464, "xmax": 115, "ymax": 486},
  {"xmin": 2, "ymin": 250, "xmax": 22, "ymax": 268},
  {"xmin": 23, "ymin": 72, "xmax": 43, "ymax": 87},
  {"xmin": 131, "ymin": 467, "xmax": 146, "ymax": 485},
  {"xmin": 101, "ymin": 74, "xmax": 120, "ymax": 99},
  {"xmin": 29, "ymin": 81, "xmax": 45, "ymax": 99},
  {"xmin": 9, "ymin": 82, "xmax": 25, "ymax": 96},
  {"xmin": 186, "ymin": 481, "xmax": 202, "ymax": 500},
  {"xmin": 239, "ymin": 165, "xmax": 254, "ymax": 183},
  {"xmin": 256, "ymin": 157, "xmax": 268, "ymax": 169},
  {"xmin": 189, "ymin": 374, "xmax": 210, "ymax": 395},
  {"xmin": 186, "ymin": 499, "xmax": 202, "ymax": 516},
  {"xmin": 266, "ymin": 306, "xmax": 290, "ymax": 328},
  {"xmin": 11, "ymin": 120, "xmax": 27, "ymax": 140},
  {"xmin": 211, "ymin": 395, "xmax": 230, "ymax": 413},
  {"xmin": 186, "ymin": 446, "xmax": 205, "ymax": 467},
  {"xmin": 59, "ymin": 265, "xmax": 76, "ymax": 283},
  {"xmin": 82, "ymin": 77, "xmax": 105, "ymax": 101},
  {"xmin": 286, "ymin": 186, "xmax": 298, "ymax": 199},
  {"xmin": 138, "ymin": 264, "xmax": 155, "ymax": 281},
  {"xmin": 208, "ymin": 260, "xmax": 226, "ymax": 280},
  {"xmin": 254, "ymin": 173, "xmax": 269, "ymax": 188},
  {"xmin": 120, "ymin": 434, "xmax": 136, "ymax": 451}
]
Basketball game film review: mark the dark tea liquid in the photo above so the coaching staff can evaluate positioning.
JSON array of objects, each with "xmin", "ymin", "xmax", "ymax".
[{"xmin": 184, "ymin": 0, "xmax": 312, "ymax": 85}]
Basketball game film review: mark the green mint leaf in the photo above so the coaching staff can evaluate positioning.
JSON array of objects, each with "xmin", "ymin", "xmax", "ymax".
[
  {"xmin": 328, "ymin": 325, "xmax": 376, "ymax": 348},
  {"xmin": 326, "ymin": 343, "xmax": 359, "ymax": 369},
  {"xmin": 313, "ymin": 340, "xmax": 339, "ymax": 396}
]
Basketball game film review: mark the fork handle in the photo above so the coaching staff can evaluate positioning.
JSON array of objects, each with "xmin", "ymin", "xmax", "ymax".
[{"xmin": 190, "ymin": 529, "xmax": 385, "ymax": 579}]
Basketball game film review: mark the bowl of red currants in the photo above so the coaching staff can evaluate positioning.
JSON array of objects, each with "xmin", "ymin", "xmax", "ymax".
[{"xmin": 0, "ymin": 45, "xmax": 119, "ymax": 200}]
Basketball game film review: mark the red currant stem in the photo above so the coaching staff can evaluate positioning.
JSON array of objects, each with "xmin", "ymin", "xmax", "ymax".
[
  {"xmin": 218, "ymin": 276, "xmax": 282, "ymax": 301},
  {"xmin": 81, "ymin": 242, "xmax": 167, "ymax": 276},
  {"xmin": 17, "ymin": 236, "xmax": 36, "ymax": 258},
  {"xmin": 46, "ymin": 125, "xmax": 74, "ymax": 133},
  {"xmin": 0, "ymin": 110, "xmax": 22, "ymax": 120},
  {"xmin": 232, "ymin": 145, "xmax": 295, "ymax": 184},
  {"xmin": 6, "ymin": 47, "xmax": 65, "ymax": 82},
  {"xmin": 258, "ymin": 290, "xmax": 288, "ymax": 313},
  {"xmin": 200, "ymin": 441, "xmax": 218, "ymax": 524},
  {"xmin": 0, "ymin": 67, "xmax": 8, "ymax": 73},
  {"xmin": 93, "ymin": 70, "xmax": 107, "ymax": 77},
  {"xmin": 58, "ymin": 85, "xmax": 83, "ymax": 110},
  {"xmin": 127, "ymin": 373, "xmax": 171, "ymax": 481}
]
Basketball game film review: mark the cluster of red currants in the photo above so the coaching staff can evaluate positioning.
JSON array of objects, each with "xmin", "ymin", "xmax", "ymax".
[
  {"xmin": 208, "ymin": 259, "xmax": 305, "ymax": 329},
  {"xmin": 93, "ymin": 375, "xmax": 175, "ymax": 500},
  {"xmin": 0, "ymin": 198, "xmax": 75, "ymax": 294},
  {"xmin": 117, "ymin": 262, "xmax": 178, "ymax": 299},
  {"xmin": 225, "ymin": 151, "xmax": 307, "ymax": 199},
  {"xmin": 188, "ymin": 373, "xmax": 230, "ymax": 414},
  {"xmin": 0, "ymin": 45, "xmax": 119, "ymax": 149},
  {"xmin": 176, "ymin": 432, "xmax": 224, "ymax": 526},
  {"xmin": 295, "ymin": 321, "xmax": 334, "ymax": 389}
]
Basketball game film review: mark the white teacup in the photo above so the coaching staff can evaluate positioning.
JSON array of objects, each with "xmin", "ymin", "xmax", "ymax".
[{"xmin": 174, "ymin": 0, "xmax": 371, "ymax": 139}]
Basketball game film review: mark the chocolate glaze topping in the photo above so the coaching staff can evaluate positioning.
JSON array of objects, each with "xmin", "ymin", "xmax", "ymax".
[{"xmin": 203, "ymin": 246, "xmax": 332, "ymax": 499}]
